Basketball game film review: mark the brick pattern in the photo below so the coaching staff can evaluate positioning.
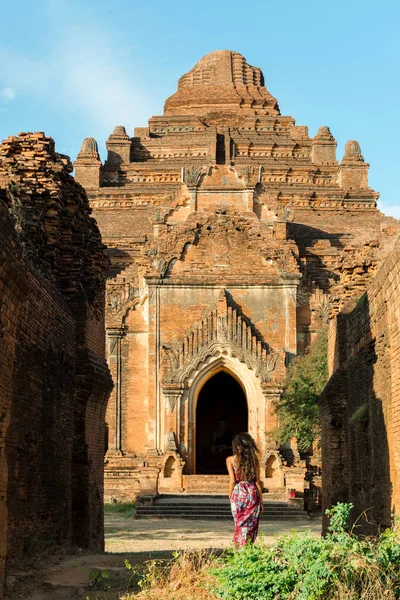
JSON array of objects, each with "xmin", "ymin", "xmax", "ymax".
[
  {"xmin": 320, "ymin": 236, "xmax": 400, "ymax": 533},
  {"xmin": 0, "ymin": 133, "xmax": 112, "ymax": 594}
]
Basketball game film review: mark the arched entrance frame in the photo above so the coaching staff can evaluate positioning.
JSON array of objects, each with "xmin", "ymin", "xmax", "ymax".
[{"xmin": 180, "ymin": 351, "xmax": 266, "ymax": 473}]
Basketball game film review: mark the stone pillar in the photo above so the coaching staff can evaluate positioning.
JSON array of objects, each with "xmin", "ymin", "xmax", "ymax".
[
  {"xmin": 162, "ymin": 384, "xmax": 184, "ymax": 450},
  {"xmin": 262, "ymin": 385, "xmax": 282, "ymax": 453},
  {"xmin": 73, "ymin": 137, "xmax": 102, "ymax": 189},
  {"xmin": 188, "ymin": 186, "xmax": 197, "ymax": 211},
  {"xmin": 107, "ymin": 327, "xmax": 126, "ymax": 455},
  {"xmin": 245, "ymin": 187, "xmax": 254, "ymax": 211},
  {"xmin": 285, "ymin": 285, "xmax": 298, "ymax": 358},
  {"xmin": 338, "ymin": 140, "xmax": 369, "ymax": 190},
  {"xmin": 105, "ymin": 126, "xmax": 132, "ymax": 167},
  {"xmin": 311, "ymin": 126, "xmax": 337, "ymax": 165},
  {"xmin": 138, "ymin": 466, "xmax": 161, "ymax": 499},
  {"xmin": 183, "ymin": 166, "xmax": 204, "ymax": 212}
]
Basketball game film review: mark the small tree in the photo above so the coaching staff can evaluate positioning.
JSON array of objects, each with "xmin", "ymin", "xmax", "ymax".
[{"xmin": 274, "ymin": 328, "xmax": 328, "ymax": 452}]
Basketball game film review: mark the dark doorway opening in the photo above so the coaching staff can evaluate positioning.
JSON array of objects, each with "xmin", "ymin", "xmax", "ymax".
[
  {"xmin": 196, "ymin": 371, "xmax": 248, "ymax": 474},
  {"xmin": 216, "ymin": 133, "xmax": 226, "ymax": 164}
]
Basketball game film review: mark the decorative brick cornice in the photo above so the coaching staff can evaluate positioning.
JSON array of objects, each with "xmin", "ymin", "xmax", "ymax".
[{"xmin": 161, "ymin": 289, "xmax": 284, "ymax": 385}]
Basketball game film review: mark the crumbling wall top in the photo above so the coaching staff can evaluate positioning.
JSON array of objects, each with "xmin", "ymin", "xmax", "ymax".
[{"xmin": 0, "ymin": 132, "xmax": 109, "ymax": 305}]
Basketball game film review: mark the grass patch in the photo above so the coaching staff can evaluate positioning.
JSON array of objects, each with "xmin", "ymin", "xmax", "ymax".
[
  {"xmin": 120, "ymin": 504, "xmax": 400, "ymax": 600},
  {"xmin": 208, "ymin": 503, "xmax": 400, "ymax": 599},
  {"xmin": 104, "ymin": 502, "xmax": 136, "ymax": 518},
  {"xmin": 121, "ymin": 550, "xmax": 219, "ymax": 600}
]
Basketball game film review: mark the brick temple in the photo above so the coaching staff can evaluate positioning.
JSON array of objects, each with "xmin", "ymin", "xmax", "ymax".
[{"xmin": 74, "ymin": 50, "xmax": 398, "ymax": 500}]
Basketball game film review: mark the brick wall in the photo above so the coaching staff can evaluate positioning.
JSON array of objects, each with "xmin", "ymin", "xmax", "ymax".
[
  {"xmin": 320, "ymin": 235, "xmax": 400, "ymax": 533},
  {"xmin": 0, "ymin": 133, "xmax": 112, "ymax": 595}
]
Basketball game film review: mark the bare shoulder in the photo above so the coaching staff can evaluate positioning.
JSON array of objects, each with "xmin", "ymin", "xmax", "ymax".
[{"xmin": 226, "ymin": 455, "xmax": 234, "ymax": 465}]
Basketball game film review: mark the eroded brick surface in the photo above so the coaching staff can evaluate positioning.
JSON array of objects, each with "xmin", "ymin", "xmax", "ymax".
[
  {"xmin": 320, "ymin": 236, "xmax": 400, "ymax": 533},
  {"xmin": 0, "ymin": 133, "xmax": 112, "ymax": 595}
]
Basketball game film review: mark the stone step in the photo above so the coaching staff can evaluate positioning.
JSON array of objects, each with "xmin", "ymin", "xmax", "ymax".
[
  {"xmin": 137, "ymin": 511, "xmax": 306, "ymax": 517},
  {"xmin": 136, "ymin": 494, "xmax": 307, "ymax": 520},
  {"xmin": 182, "ymin": 475, "xmax": 230, "ymax": 495},
  {"xmin": 181, "ymin": 476, "xmax": 288, "ymax": 499},
  {"xmin": 157, "ymin": 492, "xmax": 289, "ymax": 503},
  {"xmin": 142, "ymin": 505, "xmax": 304, "ymax": 513},
  {"xmin": 155, "ymin": 500, "xmax": 294, "ymax": 508},
  {"xmin": 136, "ymin": 512, "xmax": 308, "ymax": 520},
  {"xmin": 137, "ymin": 506, "xmax": 305, "ymax": 514},
  {"xmin": 182, "ymin": 475, "xmax": 230, "ymax": 479},
  {"xmin": 138, "ymin": 508, "xmax": 305, "ymax": 514}
]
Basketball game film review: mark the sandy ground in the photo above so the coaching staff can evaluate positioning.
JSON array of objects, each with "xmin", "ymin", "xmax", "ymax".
[
  {"xmin": 7, "ymin": 514, "xmax": 322, "ymax": 599},
  {"xmin": 105, "ymin": 514, "xmax": 322, "ymax": 553}
]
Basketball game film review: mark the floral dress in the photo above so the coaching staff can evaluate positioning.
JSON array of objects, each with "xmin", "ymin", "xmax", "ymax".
[{"xmin": 230, "ymin": 464, "xmax": 261, "ymax": 546}]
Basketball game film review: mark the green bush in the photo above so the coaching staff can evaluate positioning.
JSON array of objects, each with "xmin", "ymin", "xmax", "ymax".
[
  {"xmin": 274, "ymin": 328, "xmax": 328, "ymax": 451},
  {"xmin": 209, "ymin": 503, "xmax": 400, "ymax": 600}
]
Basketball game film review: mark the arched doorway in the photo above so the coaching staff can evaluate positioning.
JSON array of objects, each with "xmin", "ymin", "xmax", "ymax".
[{"xmin": 195, "ymin": 371, "xmax": 248, "ymax": 474}]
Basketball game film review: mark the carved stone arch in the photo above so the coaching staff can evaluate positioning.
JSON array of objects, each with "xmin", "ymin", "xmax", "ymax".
[
  {"xmin": 186, "ymin": 354, "xmax": 254, "ymax": 421},
  {"xmin": 167, "ymin": 340, "xmax": 275, "ymax": 386},
  {"xmin": 161, "ymin": 290, "xmax": 282, "ymax": 386},
  {"xmin": 182, "ymin": 353, "xmax": 262, "ymax": 472},
  {"xmin": 261, "ymin": 449, "xmax": 285, "ymax": 488},
  {"xmin": 262, "ymin": 449, "xmax": 284, "ymax": 470},
  {"xmin": 164, "ymin": 455, "xmax": 176, "ymax": 478},
  {"xmin": 160, "ymin": 292, "xmax": 285, "ymax": 472}
]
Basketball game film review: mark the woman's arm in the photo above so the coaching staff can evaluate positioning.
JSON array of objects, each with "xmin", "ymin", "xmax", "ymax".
[
  {"xmin": 226, "ymin": 456, "xmax": 236, "ymax": 498},
  {"xmin": 256, "ymin": 461, "xmax": 264, "ymax": 512}
]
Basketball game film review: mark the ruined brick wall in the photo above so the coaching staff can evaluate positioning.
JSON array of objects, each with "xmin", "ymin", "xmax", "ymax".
[
  {"xmin": 0, "ymin": 133, "xmax": 112, "ymax": 595},
  {"xmin": 320, "ymin": 235, "xmax": 400, "ymax": 533}
]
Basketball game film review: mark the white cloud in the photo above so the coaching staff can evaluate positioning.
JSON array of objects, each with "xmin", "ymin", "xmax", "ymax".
[
  {"xmin": 0, "ymin": 87, "xmax": 15, "ymax": 102},
  {"xmin": 0, "ymin": 12, "xmax": 157, "ymax": 142},
  {"xmin": 60, "ymin": 47, "xmax": 150, "ymax": 135}
]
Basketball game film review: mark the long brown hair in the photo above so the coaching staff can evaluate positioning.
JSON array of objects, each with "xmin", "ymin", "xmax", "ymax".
[{"xmin": 232, "ymin": 432, "xmax": 260, "ymax": 481}]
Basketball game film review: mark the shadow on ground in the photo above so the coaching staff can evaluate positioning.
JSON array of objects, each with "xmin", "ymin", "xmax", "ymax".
[{"xmin": 6, "ymin": 514, "xmax": 322, "ymax": 599}]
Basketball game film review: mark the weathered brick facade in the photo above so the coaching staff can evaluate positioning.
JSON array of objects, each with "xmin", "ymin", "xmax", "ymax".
[
  {"xmin": 0, "ymin": 133, "xmax": 112, "ymax": 595},
  {"xmin": 320, "ymin": 235, "xmax": 400, "ymax": 533},
  {"xmin": 74, "ymin": 50, "xmax": 398, "ymax": 501}
]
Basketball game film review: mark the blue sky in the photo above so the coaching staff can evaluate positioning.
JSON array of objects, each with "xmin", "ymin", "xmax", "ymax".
[{"xmin": 0, "ymin": 0, "xmax": 399, "ymax": 216}]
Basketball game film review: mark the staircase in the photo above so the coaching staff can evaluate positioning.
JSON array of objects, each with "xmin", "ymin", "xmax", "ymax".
[
  {"xmin": 136, "ymin": 494, "xmax": 308, "ymax": 520},
  {"xmin": 181, "ymin": 474, "xmax": 288, "ymax": 496},
  {"xmin": 182, "ymin": 474, "xmax": 230, "ymax": 495}
]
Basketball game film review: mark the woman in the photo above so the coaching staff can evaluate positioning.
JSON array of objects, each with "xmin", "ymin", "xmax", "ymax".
[{"xmin": 226, "ymin": 432, "xmax": 264, "ymax": 546}]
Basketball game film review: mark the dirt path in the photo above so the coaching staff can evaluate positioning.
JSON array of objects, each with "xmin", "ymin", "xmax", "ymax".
[
  {"xmin": 105, "ymin": 514, "xmax": 322, "ymax": 553},
  {"xmin": 7, "ymin": 515, "xmax": 322, "ymax": 599}
]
